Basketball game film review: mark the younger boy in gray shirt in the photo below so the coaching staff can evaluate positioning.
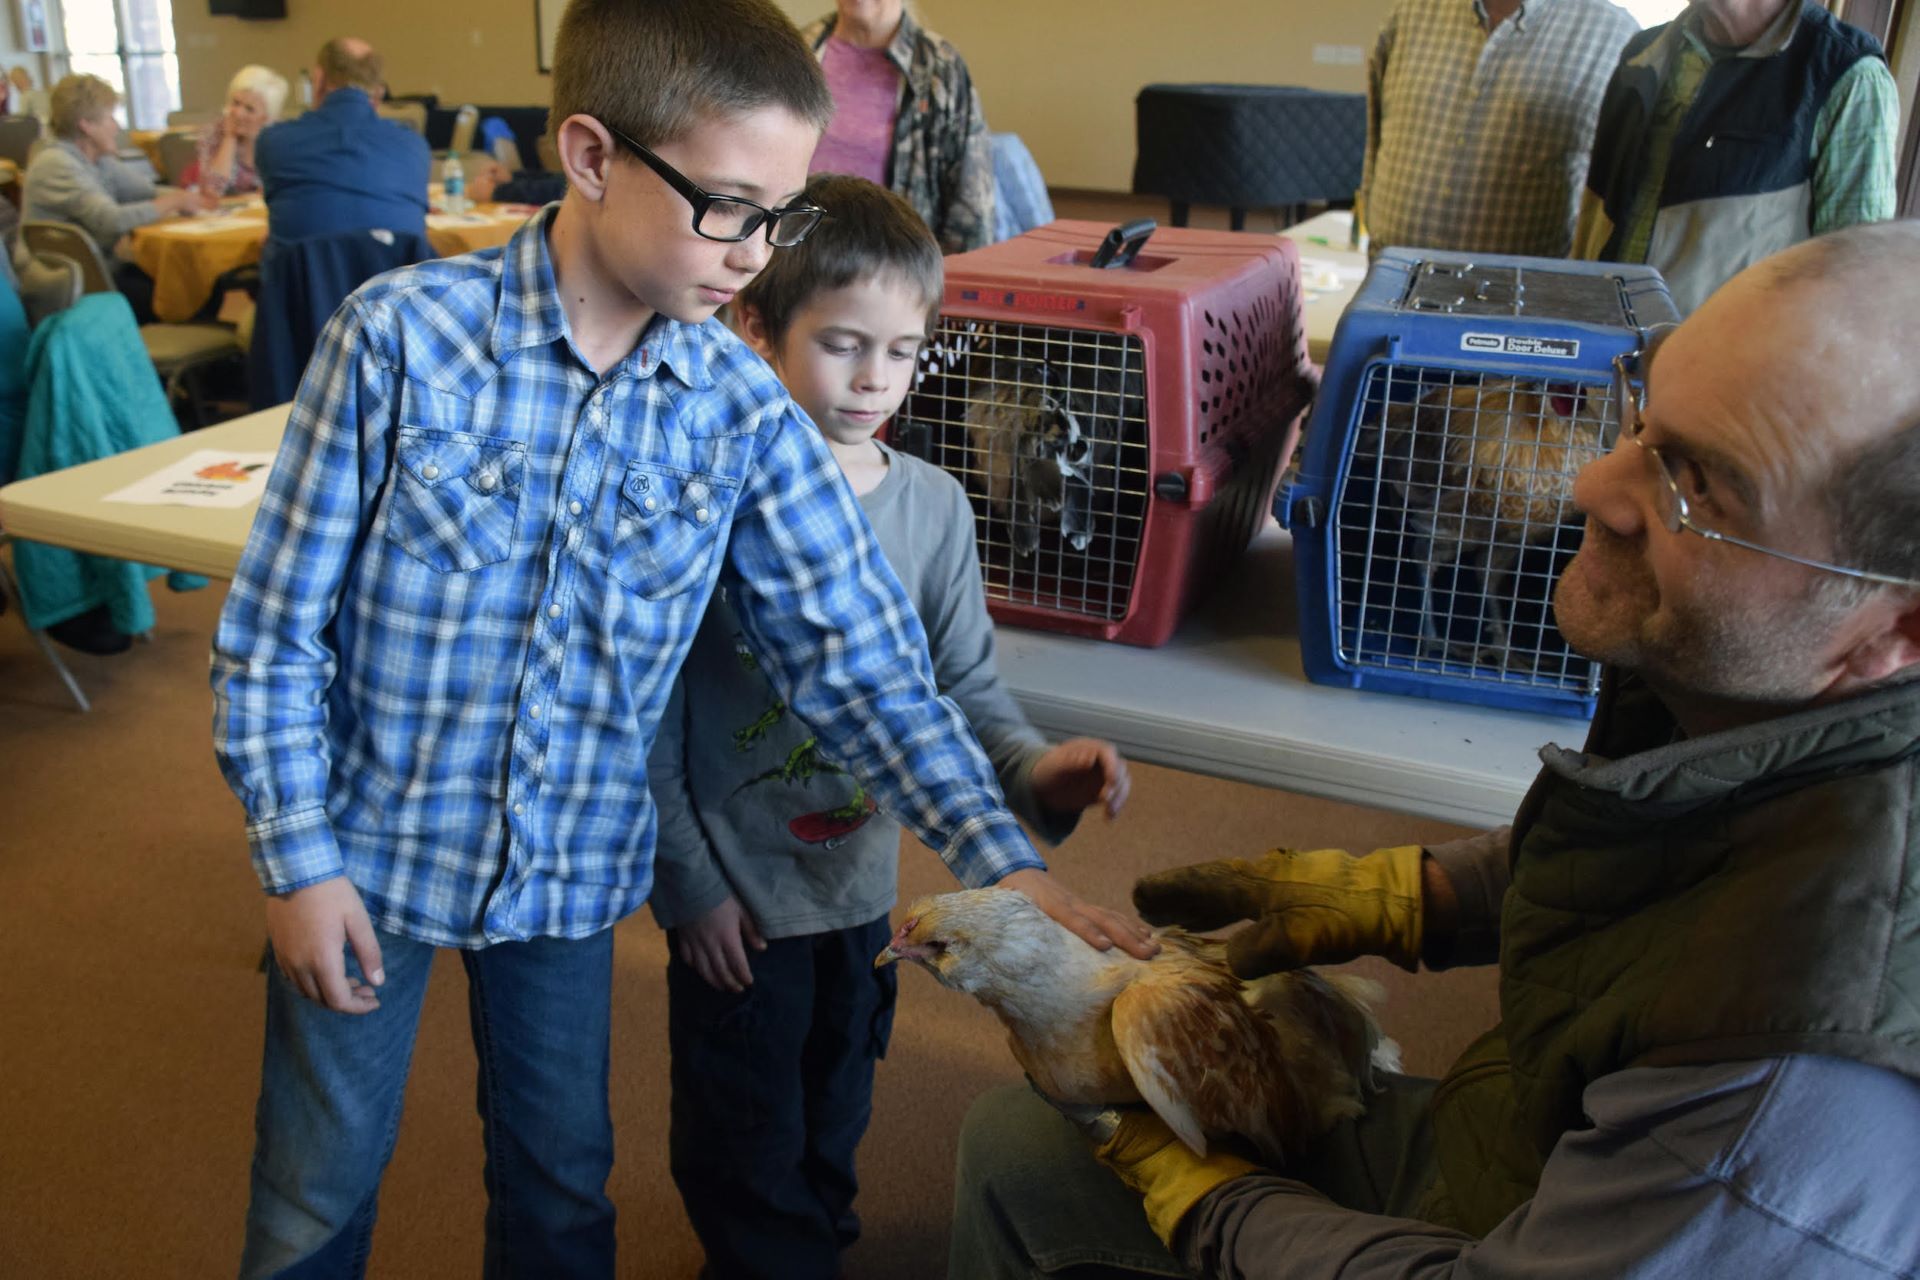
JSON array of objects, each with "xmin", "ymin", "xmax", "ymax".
[{"xmin": 647, "ymin": 174, "xmax": 1130, "ymax": 1280}]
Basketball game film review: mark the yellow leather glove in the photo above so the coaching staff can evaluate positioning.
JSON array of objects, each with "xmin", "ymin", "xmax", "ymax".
[
  {"xmin": 1095, "ymin": 1110, "xmax": 1258, "ymax": 1248},
  {"xmin": 1132, "ymin": 845, "xmax": 1426, "ymax": 976}
]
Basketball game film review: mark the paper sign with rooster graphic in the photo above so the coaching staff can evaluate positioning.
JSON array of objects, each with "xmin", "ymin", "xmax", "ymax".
[{"xmin": 104, "ymin": 450, "xmax": 278, "ymax": 508}]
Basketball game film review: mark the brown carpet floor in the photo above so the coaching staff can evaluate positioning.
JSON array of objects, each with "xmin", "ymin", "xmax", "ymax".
[{"xmin": 0, "ymin": 579, "xmax": 1494, "ymax": 1278}]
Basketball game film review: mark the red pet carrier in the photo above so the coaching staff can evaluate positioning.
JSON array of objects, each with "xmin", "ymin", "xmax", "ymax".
[{"xmin": 889, "ymin": 219, "xmax": 1312, "ymax": 647}]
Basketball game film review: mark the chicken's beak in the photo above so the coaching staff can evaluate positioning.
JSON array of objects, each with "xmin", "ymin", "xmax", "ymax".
[{"xmin": 877, "ymin": 915, "xmax": 921, "ymax": 967}]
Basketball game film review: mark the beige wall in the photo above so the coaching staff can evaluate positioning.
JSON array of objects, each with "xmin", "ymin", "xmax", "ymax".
[
  {"xmin": 172, "ymin": 0, "xmax": 556, "ymax": 117},
  {"xmin": 170, "ymin": 0, "xmax": 1384, "ymax": 192},
  {"xmin": 908, "ymin": 0, "xmax": 1384, "ymax": 189}
]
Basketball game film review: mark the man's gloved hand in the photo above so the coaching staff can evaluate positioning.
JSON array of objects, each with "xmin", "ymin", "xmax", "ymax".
[
  {"xmin": 1095, "ymin": 1109, "xmax": 1258, "ymax": 1248},
  {"xmin": 1028, "ymin": 1079, "xmax": 1257, "ymax": 1247},
  {"xmin": 1132, "ymin": 845, "xmax": 1426, "ymax": 976}
]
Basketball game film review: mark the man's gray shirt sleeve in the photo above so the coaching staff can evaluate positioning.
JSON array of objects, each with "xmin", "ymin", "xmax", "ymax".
[
  {"xmin": 1424, "ymin": 826, "xmax": 1510, "ymax": 969},
  {"xmin": 1182, "ymin": 1054, "xmax": 1920, "ymax": 1278}
]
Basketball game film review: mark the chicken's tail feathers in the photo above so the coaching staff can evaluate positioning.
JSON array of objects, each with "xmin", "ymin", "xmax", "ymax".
[
  {"xmin": 1321, "ymin": 973, "xmax": 1386, "ymax": 1011},
  {"xmin": 1317, "ymin": 973, "xmax": 1405, "ymax": 1088}
]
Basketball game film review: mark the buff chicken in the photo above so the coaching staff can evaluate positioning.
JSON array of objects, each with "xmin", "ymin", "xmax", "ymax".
[{"xmin": 876, "ymin": 888, "xmax": 1396, "ymax": 1163}]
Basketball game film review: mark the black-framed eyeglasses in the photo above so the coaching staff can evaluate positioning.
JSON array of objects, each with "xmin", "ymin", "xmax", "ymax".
[
  {"xmin": 1611, "ymin": 325, "xmax": 1920, "ymax": 590},
  {"xmin": 600, "ymin": 120, "xmax": 825, "ymax": 247}
]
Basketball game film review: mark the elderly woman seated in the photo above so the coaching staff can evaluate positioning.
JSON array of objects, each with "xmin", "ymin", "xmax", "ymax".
[
  {"xmin": 20, "ymin": 73, "xmax": 216, "ymax": 321},
  {"xmin": 179, "ymin": 65, "xmax": 289, "ymax": 197}
]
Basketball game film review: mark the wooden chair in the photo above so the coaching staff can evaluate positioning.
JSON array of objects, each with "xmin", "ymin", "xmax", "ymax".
[
  {"xmin": 2, "ymin": 258, "xmax": 92, "ymax": 712},
  {"xmin": 157, "ymin": 130, "xmax": 201, "ymax": 186},
  {"xmin": 0, "ymin": 114, "xmax": 40, "ymax": 167},
  {"xmin": 19, "ymin": 220, "xmax": 244, "ymax": 429}
]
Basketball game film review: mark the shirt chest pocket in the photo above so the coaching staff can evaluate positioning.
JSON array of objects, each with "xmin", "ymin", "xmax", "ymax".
[
  {"xmin": 608, "ymin": 463, "xmax": 735, "ymax": 600},
  {"xmin": 384, "ymin": 427, "xmax": 526, "ymax": 572}
]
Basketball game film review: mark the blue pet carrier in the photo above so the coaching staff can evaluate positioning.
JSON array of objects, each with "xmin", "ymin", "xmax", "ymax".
[{"xmin": 1276, "ymin": 249, "xmax": 1679, "ymax": 717}]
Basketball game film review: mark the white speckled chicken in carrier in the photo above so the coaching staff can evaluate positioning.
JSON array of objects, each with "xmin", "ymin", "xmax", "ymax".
[
  {"xmin": 1276, "ymin": 250, "xmax": 1679, "ymax": 715},
  {"xmin": 888, "ymin": 219, "xmax": 1314, "ymax": 647}
]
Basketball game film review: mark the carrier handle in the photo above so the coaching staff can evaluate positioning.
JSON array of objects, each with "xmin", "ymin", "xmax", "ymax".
[{"xmin": 1089, "ymin": 219, "xmax": 1157, "ymax": 270}]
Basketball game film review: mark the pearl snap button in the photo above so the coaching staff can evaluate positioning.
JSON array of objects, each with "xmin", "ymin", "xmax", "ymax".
[
  {"xmin": 643, "ymin": 496, "xmax": 657, "ymax": 512},
  {"xmin": 513, "ymin": 803, "xmax": 525, "ymax": 816},
  {"xmin": 529, "ymin": 704, "xmax": 541, "ymax": 719},
  {"xmin": 695, "ymin": 508, "xmax": 709, "ymax": 523},
  {"xmin": 547, "ymin": 603, "xmax": 562, "ymax": 618},
  {"xmin": 421, "ymin": 463, "xmax": 440, "ymax": 480},
  {"xmin": 476, "ymin": 472, "xmax": 497, "ymax": 491},
  {"xmin": 569, "ymin": 500, "xmax": 583, "ymax": 515}
]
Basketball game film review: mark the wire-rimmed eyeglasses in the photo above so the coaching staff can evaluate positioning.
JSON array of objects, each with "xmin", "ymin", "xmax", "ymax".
[
  {"xmin": 1612, "ymin": 327, "xmax": 1920, "ymax": 590},
  {"xmin": 601, "ymin": 120, "xmax": 825, "ymax": 247}
]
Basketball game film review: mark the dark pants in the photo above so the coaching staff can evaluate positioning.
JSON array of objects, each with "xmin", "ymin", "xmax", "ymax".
[
  {"xmin": 667, "ymin": 914, "xmax": 899, "ymax": 1280},
  {"xmin": 111, "ymin": 258, "xmax": 156, "ymax": 324}
]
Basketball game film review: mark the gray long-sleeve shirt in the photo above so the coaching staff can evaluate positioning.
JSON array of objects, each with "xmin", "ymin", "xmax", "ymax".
[
  {"xmin": 1184, "ymin": 1054, "xmax": 1920, "ymax": 1277},
  {"xmin": 21, "ymin": 140, "xmax": 161, "ymax": 260},
  {"xmin": 647, "ymin": 443, "xmax": 1071, "ymax": 939},
  {"xmin": 1181, "ymin": 828, "xmax": 1920, "ymax": 1277}
]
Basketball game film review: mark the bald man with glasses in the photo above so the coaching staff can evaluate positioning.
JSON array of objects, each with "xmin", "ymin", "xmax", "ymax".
[{"xmin": 948, "ymin": 220, "xmax": 1920, "ymax": 1280}]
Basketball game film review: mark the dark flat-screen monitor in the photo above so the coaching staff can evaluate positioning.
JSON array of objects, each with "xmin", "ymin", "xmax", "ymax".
[{"xmin": 209, "ymin": 0, "xmax": 287, "ymax": 17}]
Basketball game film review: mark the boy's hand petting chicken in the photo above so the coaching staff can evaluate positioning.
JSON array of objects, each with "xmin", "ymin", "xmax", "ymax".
[
  {"xmin": 675, "ymin": 894, "xmax": 768, "ymax": 993},
  {"xmin": 1030, "ymin": 736, "xmax": 1132, "ymax": 819},
  {"xmin": 996, "ymin": 867, "xmax": 1159, "ymax": 959}
]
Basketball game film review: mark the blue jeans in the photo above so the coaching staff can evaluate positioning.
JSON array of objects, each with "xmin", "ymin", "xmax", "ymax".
[
  {"xmin": 239, "ymin": 927, "xmax": 617, "ymax": 1279},
  {"xmin": 666, "ymin": 915, "xmax": 898, "ymax": 1280}
]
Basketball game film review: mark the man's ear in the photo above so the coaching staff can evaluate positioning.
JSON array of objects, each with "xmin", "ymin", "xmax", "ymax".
[
  {"xmin": 735, "ymin": 303, "xmax": 777, "ymax": 361},
  {"xmin": 1836, "ymin": 594, "xmax": 1920, "ymax": 689},
  {"xmin": 556, "ymin": 113, "xmax": 616, "ymax": 202}
]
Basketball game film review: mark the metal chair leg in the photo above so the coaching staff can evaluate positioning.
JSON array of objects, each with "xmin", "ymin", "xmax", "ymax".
[{"xmin": 0, "ymin": 540, "xmax": 90, "ymax": 712}]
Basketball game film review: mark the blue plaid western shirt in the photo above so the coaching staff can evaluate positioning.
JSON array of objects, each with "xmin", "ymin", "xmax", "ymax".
[{"xmin": 211, "ymin": 207, "xmax": 1043, "ymax": 947}]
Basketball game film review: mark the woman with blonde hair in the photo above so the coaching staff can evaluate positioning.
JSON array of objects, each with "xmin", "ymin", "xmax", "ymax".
[
  {"xmin": 180, "ymin": 64, "xmax": 288, "ymax": 196},
  {"xmin": 20, "ymin": 73, "xmax": 213, "ymax": 320}
]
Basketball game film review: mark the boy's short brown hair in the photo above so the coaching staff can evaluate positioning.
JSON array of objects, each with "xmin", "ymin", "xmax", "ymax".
[
  {"xmin": 49, "ymin": 74, "xmax": 117, "ymax": 140},
  {"xmin": 549, "ymin": 0, "xmax": 833, "ymax": 149},
  {"xmin": 739, "ymin": 174, "xmax": 945, "ymax": 347}
]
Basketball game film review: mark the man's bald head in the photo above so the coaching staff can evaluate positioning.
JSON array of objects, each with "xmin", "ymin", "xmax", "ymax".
[
  {"xmin": 315, "ymin": 36, "xmax": 384, "ymax": 102},
  {"xmin": 1556, "ymin": 221, "xmax": 1920, "ymax": 720},
  {"xmin": 1739, "ymin": 222, "xmax": 1920, "ymax": 591}
]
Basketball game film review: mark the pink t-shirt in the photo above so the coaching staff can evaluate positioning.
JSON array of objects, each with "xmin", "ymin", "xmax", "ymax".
[{"xmin": 811, "ymin": 37, "xmax": 901, "ymax": 185}]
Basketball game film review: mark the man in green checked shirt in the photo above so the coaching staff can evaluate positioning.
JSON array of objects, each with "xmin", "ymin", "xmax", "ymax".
[{"xmin": 1575, "ymin": 0, "xmax": 1898, "ymax": 314}]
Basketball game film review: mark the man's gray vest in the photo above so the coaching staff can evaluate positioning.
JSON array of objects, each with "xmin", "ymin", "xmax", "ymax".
[{"xmin": 1419, "ymin": 673, "xmax": 1920, "ymax": 1235}]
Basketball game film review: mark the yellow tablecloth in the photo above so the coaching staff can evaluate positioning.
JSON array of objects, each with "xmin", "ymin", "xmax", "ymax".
[{"xmin": 128, "ymin": 203, "xmax": 538, "ymax": 323}]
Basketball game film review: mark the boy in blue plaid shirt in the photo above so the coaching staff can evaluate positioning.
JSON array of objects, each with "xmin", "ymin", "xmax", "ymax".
[{"xmin": 210, "ymin": 2, "xmax": 1154, "ymax": 1275}]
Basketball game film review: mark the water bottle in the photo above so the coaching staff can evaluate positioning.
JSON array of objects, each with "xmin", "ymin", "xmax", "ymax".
[{"xmin": 442, "ymin": 151, "xmax": 467, "ymax": 213}]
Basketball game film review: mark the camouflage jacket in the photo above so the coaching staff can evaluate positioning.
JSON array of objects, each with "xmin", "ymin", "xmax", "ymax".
[{"xmin": 803, "ymin": 9, "xmax": 997, "ymax": 253}]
